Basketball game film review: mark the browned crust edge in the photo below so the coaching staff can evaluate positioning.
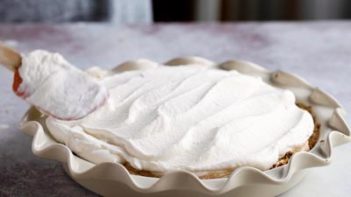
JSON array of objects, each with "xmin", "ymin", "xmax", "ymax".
[
  {"xmin": 123, "ymin": 103, "xmax": 321, "ymax": 179},
  {"xmin": 270, "ymin": 103, "xmax": 320, "ymax": 169}
]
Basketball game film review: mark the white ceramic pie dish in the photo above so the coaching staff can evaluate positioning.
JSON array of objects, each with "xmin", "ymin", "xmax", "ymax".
[{"xmin": 20, "ymin": 57, "xmax": 350, "ymax": 197}]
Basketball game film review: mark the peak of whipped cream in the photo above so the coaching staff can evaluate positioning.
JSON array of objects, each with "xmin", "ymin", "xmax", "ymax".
[
  {"xmin": 16, "ymin": 50, "xmax": 108, "ymax": 120},
  {"xmin": 46, "ymin": 65, "xmax": 314, "ymax": 174}
]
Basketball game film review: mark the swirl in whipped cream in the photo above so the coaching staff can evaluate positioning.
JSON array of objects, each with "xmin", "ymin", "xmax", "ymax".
[{"xmin": 46, "ymin": 65, "xmax": 314, "ymax": 173}]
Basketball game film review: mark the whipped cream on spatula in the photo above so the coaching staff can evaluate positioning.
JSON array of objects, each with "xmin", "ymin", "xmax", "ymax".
[{"xmin": 13, "ymin": 50, "xmax": 108, "ymax": 120}]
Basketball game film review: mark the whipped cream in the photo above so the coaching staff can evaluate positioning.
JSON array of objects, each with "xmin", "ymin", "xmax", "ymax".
[
  {"xmin": 18, "ymin": 50, "xmax": 108, "ymax": 120},
  {"xmin": 46, "ymin": 65, "xmax": 314, "ymax": 173}
]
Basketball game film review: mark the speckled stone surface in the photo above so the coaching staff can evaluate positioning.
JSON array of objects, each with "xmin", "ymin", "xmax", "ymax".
[{"xmin": 0, "ymin": 22, "xmax": 350, "ymax": 197}]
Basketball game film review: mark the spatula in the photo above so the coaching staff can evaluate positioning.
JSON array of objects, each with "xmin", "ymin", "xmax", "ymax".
[{"xmin": 0, "ymin": 44, "xmax": 108, "ymax": 120}]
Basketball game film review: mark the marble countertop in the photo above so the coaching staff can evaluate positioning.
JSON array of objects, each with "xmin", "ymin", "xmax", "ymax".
[{"xmin": 0, "ymin": 22, "xmax": 350, "ymax": 196}]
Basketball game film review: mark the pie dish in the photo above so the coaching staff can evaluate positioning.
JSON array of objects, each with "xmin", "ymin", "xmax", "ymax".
[{"xmin": 20, "ymin": 57, "xmax": 350, "ymax": 197}]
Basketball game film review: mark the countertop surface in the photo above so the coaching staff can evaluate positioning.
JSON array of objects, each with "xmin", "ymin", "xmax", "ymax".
[{"xmin": 0, "ymin": 22, "xmax": 350, "ymax": 196}]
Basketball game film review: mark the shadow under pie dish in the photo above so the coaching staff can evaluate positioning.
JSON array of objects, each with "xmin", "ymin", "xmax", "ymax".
[{"xmin": 21, "ymin": 57, "xmax": 350, "ymax": 197}]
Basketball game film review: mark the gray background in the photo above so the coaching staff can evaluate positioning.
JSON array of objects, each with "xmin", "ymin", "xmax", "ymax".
[{"xmin": 0, "ymin": 0, "xmax": 152, "ymax": 23}]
